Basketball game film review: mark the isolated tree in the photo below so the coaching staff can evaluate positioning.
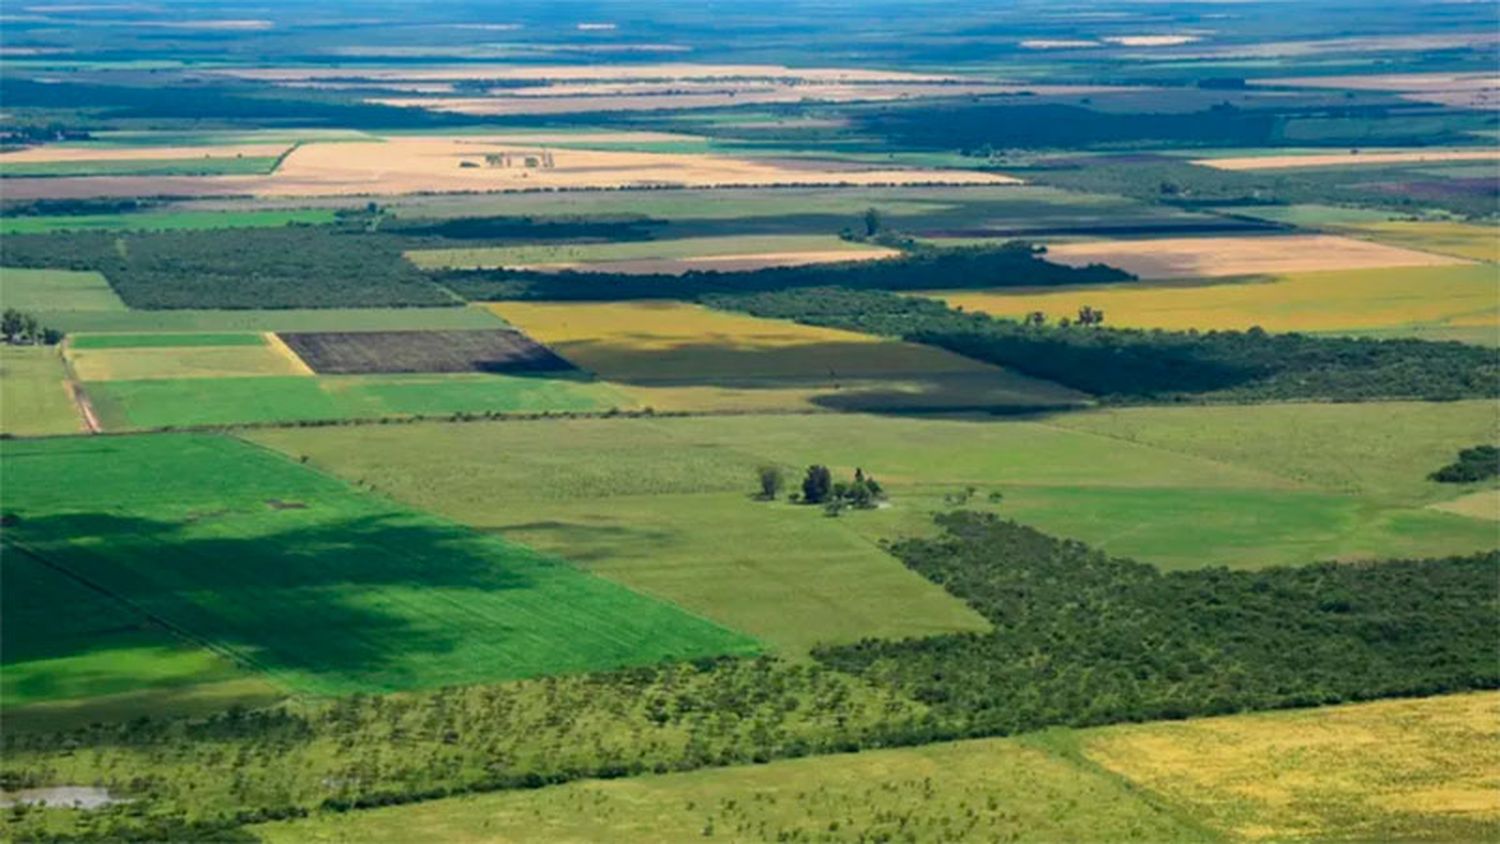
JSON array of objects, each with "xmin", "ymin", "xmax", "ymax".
[
  {"xmin": 863, "ymin": 207, "xmax": 882, "ymax": 238},
  {"xmin": 1023, "ymin": 311, "xmax": 1046, "ymax": 327},
  {"xmin": 20, "ymin": 313, "xmax": 39, "ymax": 343},
  {"xmin": 756, "ymin": 465, "xmax": 785, "ymax": 500},
  {"xmin": 1, "ymin": 309, "xmax": 22, "ymax": 344},
  {"xmin": 802, "ymin": 465, "xmax": 833, "ymax": 504}
]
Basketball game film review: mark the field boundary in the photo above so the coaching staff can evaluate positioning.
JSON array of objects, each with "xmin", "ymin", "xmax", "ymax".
[{"xmin": 57, "ymin": 341, "xmax": 101, "ymax": 434}]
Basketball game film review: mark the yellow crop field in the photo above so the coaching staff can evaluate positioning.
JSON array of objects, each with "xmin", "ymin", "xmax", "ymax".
[
  {"xmin": 1343, "ymin": 221, "xmax": 1500, "ymax": 262},
  {"xmin": 488, "ymin": 300, "xmax": 1084, "ymax": 411},
  {"xmin": 932, "ymin": 263, "xmax": 1500, "ymax": 334},
  {"xmin": 1193, "ymin": 149, "xmax": 1500, "ymax": 171},
  {"xmin": 1081, "ymin": 692, "xmax": 1500, "ymax": 842},
  {"xmin": 68, "ymin": 342, "xmax": 314, "ymax": 382}
]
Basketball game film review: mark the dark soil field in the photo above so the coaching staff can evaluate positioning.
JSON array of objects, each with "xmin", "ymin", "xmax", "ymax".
[{"xmin": 278, "ymin": 329, "xmax": 576, "ymax": 375}]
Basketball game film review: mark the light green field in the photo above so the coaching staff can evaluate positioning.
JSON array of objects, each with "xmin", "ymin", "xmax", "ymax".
[
  {"xmin": 250, "ymin": 401, "xmax": 1498, "ymax": 603},
  {"xmin": 1213, "ymin": 204, "xmax": 1402, "ymax": 227},
  {"xmin": 69, "ymin": 332, "xmax": 268, "ymax": 349},
  {"xmin": 88, "ymin": 373, "xmax": 631, "ymax": 430},
  {"xmin": 0, "ymin": 267, "xmax": 126, "ymax": 312},
  {"xmin": 406, "ymin": 234, "xmax": 888, "ymax": 270},
  {"xmin": 1, "ymin": 434, "xmax": 758, "ymax": 701},
  {"xmin": 0, "ymin": 345, "xmax": 83, "ymax": 436},
  {"xmin": 36, "ymin": 305, "xmax": 507, "ymax": 334},
  {"xmin": 249, "ymin": 419, "xmax": 990, "ymax": 653},
  {"xmin": 69, "ymin": 342, "xmax": 308, "ymax": 382},
  {"xmin": 0, "ymin": 209, "xmax": 339, "ymax": 235},
  {"xmin": 0, "ymin": 156, "xmax": 279, "ymax": 178},
  {"xmin": 251, "ymin": 731, "xmax": 1209, "ymax": 844}
]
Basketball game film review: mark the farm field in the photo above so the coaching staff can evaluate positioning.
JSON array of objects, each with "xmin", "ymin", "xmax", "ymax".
[
  {"xmin": 86, "ymin": 372, "xmax": 630, "ymax": 430},
  {"xmin": 0, "ymin": 267, "xmax": 127, "ymax": 312},
  {"xmin": 487, "ymin": 300, "xmax": 1083, "ymax": 412},
  {"xmin": 0, "ymin": 208, "xmax": 338, "ymax": 235},
  {"xmin": 1340, "ymin": 220, "xmax": 1500, "ymax": 262},
  {"xmin": 0, "ymin": 345, "xmax": 83, "ymax": 436},
  {"xmin": 0, "ymin": 434, "xmax": 758, "ymax": 700},
  {"xmin": 406, "ymin": 234, "xmax": 899, "ymax": 273},
  {"xmin": 0, "ymin": 156, "xmax": 282, "ymax": 178},
  {"xmin": 932, "ymin": 263, "xmax": 1500, "ymax": 336},
  {"xmin": 1192, "ymin": 149, "xmax": 1500, "ymax": 171},
  {"xmin": 69, "ymin": 332, "xmax": 269, "ymax": 349},
  {"xmin": 249, "ymin": 401, "xmax": 1496, "ymax": 614},
  {"xmin": 1040, "ymin": 234, "xmax": 1469, "ymax": 279},
  {"xmin": 251, "ymin": 693, "xmax": 1497, "ymax": 844},
  {"xmin": 1080, "ymin": 693, "xmax": 1500, "ymax": 842},
  {"xmin": 278, "ymin": 329, "xmax": 573, "ymax": 375},
  {"xmin": 67, "ymin": 336, "xmax": 313, "ymax": 381}
]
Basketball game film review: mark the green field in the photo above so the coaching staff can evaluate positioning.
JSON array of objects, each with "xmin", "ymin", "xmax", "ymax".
[
  {"xmin": 0, "ymin": 434, "xmax": 758, "ymax": 700},
  {"xmin": 0, "ymin": 345, "xmax": 83, "ymax": 436},
  {"xmin": 250, "ymin": 402, "xmax": 1498, "ymax": 597},
  {"xmin": 69, "ymin": 332, "xmax": 268, "ymax": 349},
  {"xmin": 0, "ymin": 155, "xmax": 280, "ymax": 178},
  {"xmin": 87, "ymin": 372, "xmax": 631, "ymax": 429},
  {"xmin": 34, "ymin": 305, "xmax": 507, "ymax": 334},
  {"xmin": 0, "ymin": 267, "xmax": 126, "ymax": 312},
  {"xmin": 0, "ymin": 209, "xmax": 339, "ymax": 235}
]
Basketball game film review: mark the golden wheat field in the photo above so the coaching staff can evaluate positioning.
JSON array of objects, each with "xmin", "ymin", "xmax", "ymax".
[
  {"xmin": 932, "ymin": 263, "xmax": 1499, "ymax": 334},
  {"xmin": 1081, "ymin": 693, "xmax": 1500, "ymax": 842},
  {"xmin": 1194, "ymin": 149, "xmax": 1500, "ymax": 171}
]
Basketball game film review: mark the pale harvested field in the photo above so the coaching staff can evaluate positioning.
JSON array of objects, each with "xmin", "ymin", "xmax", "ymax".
[
  {"xmin": 262, "ymin": 138, "xmax": 1018, "ymax": 197},
  {"xmin": 1083, "ymin": 693, "xmax": 1500, "ymax": 841},
  {"xmin": 0, "ymin": 143, "xmax": 290, "ymax": 163},
  {"xmin": 1044, "ymin": 234, "xmax": 1468, "ymax": 279},
  {"xmin": 407, "ymin": 234, "xmax": 898, "ymax": 273},
  {"xmin": 0, "ymin": 137, "xmax": 1016, "ymax": 199},
  {"xmin": 1429, "ymin": 488, "xmax": 1500, "ymax": 521},
  {"xmin": 1195, "ymin": 149, "xmax": 1500, "ymax": 171}
]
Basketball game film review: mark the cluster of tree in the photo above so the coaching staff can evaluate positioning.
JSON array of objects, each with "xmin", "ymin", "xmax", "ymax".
[
  {"xmin": 0, "ymin": 309, "xmax": 62, "ymax": 345},
  {"xmin": 440, "ymin": 242, "xmax": 1133, "ymax": 302},
  {"xmin": 1024, "ymin": 305, "xmax": 1104, "ymax": 327},
  {"xmin": 815, "ymin": 512, "xmax": 1500, "ymax": 734},
  {"xmin": 1429, "ymin": 445, "xmax": 1500, "ymax": 483},
  {"xmin": 705, "ymin": 287, "xmax": 1499, "ymax": 403},
  {"xmin": 0, "ymin": 197, "xmax": 147, "ymax": 217},
  {"xmin": 0, "ymin": 228, "xmax": 454, "ymax": 310},
  {"xmin": 756, "ymin": 465, "xmax": 887, "ymax": 514}
]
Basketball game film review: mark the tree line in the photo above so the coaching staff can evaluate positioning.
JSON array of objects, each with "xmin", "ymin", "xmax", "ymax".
[
  {"xmin": 1430, "ymin": 445, "xmax": 1499, "ymax": 483},
  {"xmin": 705, "ymin": 286, "xmax": 1499, "ymax": 403}
]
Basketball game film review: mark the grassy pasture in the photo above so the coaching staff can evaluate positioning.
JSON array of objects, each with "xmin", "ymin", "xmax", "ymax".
[
  {"xmin": 0, "ymin": 434, "xmax": 758, "ymax": 699},
  {"xmin": 250, "ymin": 402, "xmax": 1499, "ymax": 595},
  {"xmin": 407, "ymin": 234, "xmax": 894, "ymax": 271},
  {"xmin": 1343, "ymin": 220, "xmax": 1500, "ymax": 262},
  {"xmin": 489, "ymin": 300, "xmax": 1082, "ymax": 412},
  {"xmin": 0, "ymin": 208, "xmax": 339, "ymax": 235},
  {"xmin": 1081, "ymin": 693, "xmax": 1500, "ymax": 842},
  {"xmin": 0, "ymin": 345, "xmax": 83, "ymax": 436},
  {"xmin": 0, "ymin": 267, "xmax": 126, "ymax": 312},
  {"xmin": 36, "ymin": 305, "xmax": 508, "ymax": 334},
  {"xmin": 0, "ymin": 156, "xmax": 281, "ymax": 178},
  {"xmin": 86, "ymin": 372, "xmax": 630, "ymax": 430},
  {"xmin": 932, "ymin": 263, "xmax": 1499, "ymax": 335},
  {"xmin": 248, "ymin": 420, "xmax": 991, "ymax": 653}
]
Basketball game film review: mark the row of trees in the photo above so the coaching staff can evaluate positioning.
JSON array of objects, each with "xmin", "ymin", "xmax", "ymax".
[
  {"xmin": 1, "ymin": 309, "xmax": 62, "ymax": 345},
  {"xmin": 707, "ymin": 287, "xmax": 1498, "ymax": 403}
]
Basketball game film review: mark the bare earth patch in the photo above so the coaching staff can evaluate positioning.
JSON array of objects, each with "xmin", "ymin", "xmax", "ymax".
[
  {"xmin": 1044, "ymin": 234, "xmax": 1469, "ymax": 279},
  {"xmin": 1195, "ymin": 149, "xmax": 1500, "ymax": 171}
]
